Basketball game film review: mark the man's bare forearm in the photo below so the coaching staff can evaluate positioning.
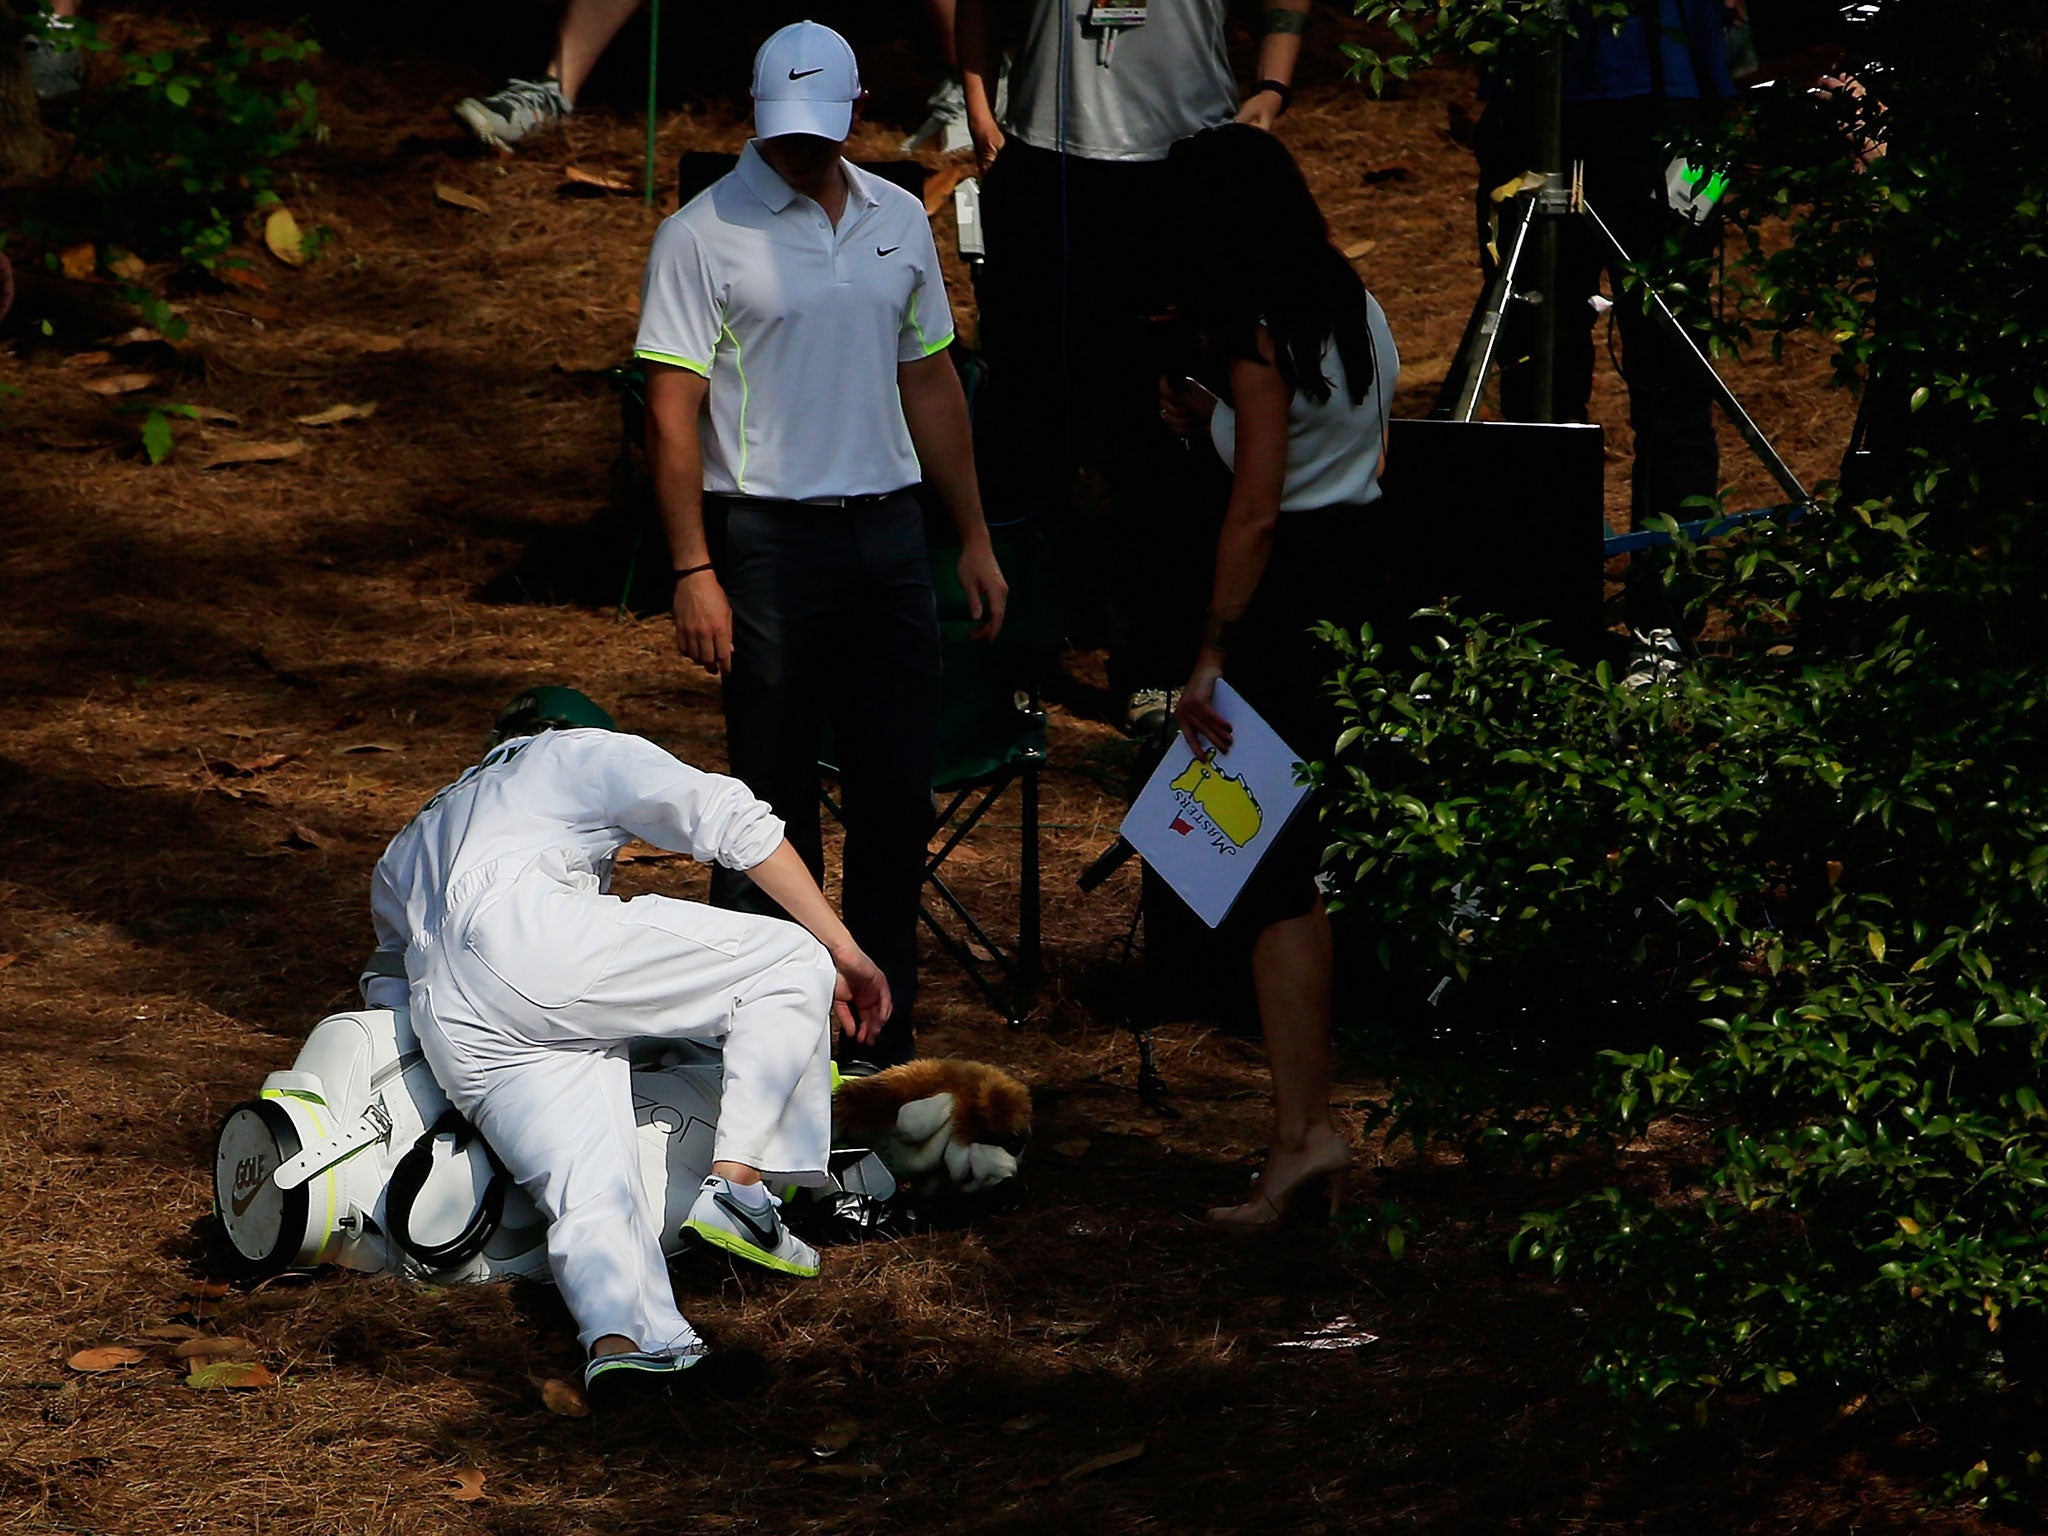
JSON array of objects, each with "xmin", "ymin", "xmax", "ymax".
[
  {"xmin": 1255, "ymin": 0, "xmax": 1310, "ymax": 90},
  {"xmin": 646, "ymin": 366, "xmax": 712, "ymax": 567},
  {"xmin": 958, "ymin": 0, "xmax": 998, "ymax": 119},
  {"xmin": 898, "ymin": 354, "xmax": 992, "ymax": 549}
]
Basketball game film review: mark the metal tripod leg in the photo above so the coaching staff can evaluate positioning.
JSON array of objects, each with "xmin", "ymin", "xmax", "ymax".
[
  {"xmin": 1441, "ymin": 192, "xmax": 1542, "ymax": 424},
  {"xmin": 1578, "ymin": 198, "xmax": 1811, "ymax": 506}
]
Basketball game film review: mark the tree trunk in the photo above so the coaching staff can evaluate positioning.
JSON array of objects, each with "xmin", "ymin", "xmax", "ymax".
[{"xmin": 0, "ymin": 0, "xmax": 47, "ymax": 180}]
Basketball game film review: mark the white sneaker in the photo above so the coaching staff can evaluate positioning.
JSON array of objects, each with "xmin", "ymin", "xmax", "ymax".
[
  {"xmin": 24, "ymin": 33, "xmax": 84, "ymax": 101},
  {"xmin": 900, "ymin": 74, "xmax": 968, "ymax": 153},
  {"xmin": 453, "ymin": 76, "xmax": 569, "ymax": 153},
  {"xmin": 1621, "ymin": 628, "xmax": 1685, "ymax": 692},
  {"xmin": 681, "ymin": 1176, "xmax": 820, "ymax": 1277},
  {"xmin": 1123, "ymin": 687, "xmax": 1179, "ymax": 738}
]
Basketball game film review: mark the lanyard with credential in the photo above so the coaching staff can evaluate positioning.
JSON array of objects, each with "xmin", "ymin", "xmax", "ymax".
[{"xmin": 1085, "ymin": 0, "xmax": 1145, "ymax": 65}]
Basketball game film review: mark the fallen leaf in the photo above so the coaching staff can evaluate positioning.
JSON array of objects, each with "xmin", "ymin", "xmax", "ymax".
[
  {"xmin": 293, "ymin": 402, "xmax": 377, "ymax": 427},
  {"xmin": 184, "ymin": 1280, "xmax": 232, "ymax": 1300},
  {"xmin": 0, "ymin": 954, "xmax": 18, "ymax": 971},
  {"xmin": 541, "ymin": 1377, "xmax": 590, "ymax": 1417},
  {"xmin": 1000, "ymin": 1412, "xmax": 1047, "ymax": 1434},
  {"xmin": 186, "ymin": 1359, "xmax": 273, "ymax": 1390},
  {"xmin": 922, "ymin": 162, "xmax": 970, "ymax": 216},
  {"xmin": 201, "ymin": 440, "xmax": 305, "ymax": 469},
  {"xmin": 83, "ymin": 373, "xmax": 157, "ymax": 396},
  {"xmin": 224, "ymin": 298, "xmax": 288, "ymax": 323},
  {"xmin": 59, "ymin": 243, "xmax": 97, "ymax": 281},
  {"xmin": 808, "ymin": 1464, "xmax": 882, "ymax": 1480},
  {"xmin": 811, "ymin": 1419, "xmax": 859, "ymax": 1458},
  {"xmin": 173, "ymin": 1336, "xmax": 256, "ymax": 1361},
  {"xmin": 62, "ymin": 350, "xmax": 114, "ymax": 369},
  {"xmin": 445, "ymin": 1469, "xmax": 487, "ymax": 1502},
  {"xmin": 283, "ymin": 823, "xmax": 326, "ymax": 851},
  {"xmin": 1766, "ymin": 643, "xmax": 1794, "ymax": 656},
  {"xmin": 562, "ymin": 165, "xmax": 635, "ymax": 194},
  {"xmin": 191, "ymin": 405, "xmax": 241, "ymax": 425},
  {"xmin": 68, "ymin": 1345, "xmax": 147, "ymax": 1373},
  {"xmin": 356, "ymin": 335, "xmax": 407, "ymax": 353},
  {"xmin": 217, "ymin": 266, "xmax": 271, "ymax": 295},
  {"xmin": 1063, "ymin": 1442, "xmax": 1145, "ymax": 1482},
  {"xmin": 1342, "ymin": 237, "xmax": 1378, "ymax": 260},
  {"xmin": 1050, "ymin": 1138, "xmax": 1090, "ymax": 1159},
  {"xmin": 108, "ymin": 252, "xmax": 147, "ymax": 281},
  {"xmin": 105, "ymin": 327, "xmax": 160, "ymax": 346},
  {"xmin": 767, "ymin": 1455, "xmax": 809, "ymax": 1474},
  {"xmin": 137, "ymin": 1324, "xmax": 204, "ymax": 1342},
  {"xmin": 435, "ymin": 183, "xmax": 491, "ymax": 214},
  {"xmin": 206, "ymin": 752, "xmax": 297, "ymax": 778},
  {"xmin": 336, "ymin": 742, "xmax": 401, "ymax": 754},
  {"xmin": 264, "ymin": 208, "xmax": 306, "ymax": 267}
]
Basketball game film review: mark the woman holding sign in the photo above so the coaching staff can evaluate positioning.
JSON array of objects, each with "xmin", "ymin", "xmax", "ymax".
[{"xmin": 1159, "ymin": 124, "xmax": 1401, "ymax": 1228}]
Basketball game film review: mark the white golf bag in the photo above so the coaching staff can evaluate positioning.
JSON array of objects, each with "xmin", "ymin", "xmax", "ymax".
[{"xmin": 211, "ymin": 1005, "xmax": 895, "ymax": 1285}]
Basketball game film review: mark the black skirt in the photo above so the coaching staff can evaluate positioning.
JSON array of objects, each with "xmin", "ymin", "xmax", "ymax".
[{"xmin": 1219, "ymin": 500, "xmax": 1412, "ymax": 934}]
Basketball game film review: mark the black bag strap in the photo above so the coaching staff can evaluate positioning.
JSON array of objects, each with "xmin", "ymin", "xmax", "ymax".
[{"xmin": 385, "ymin": 1108, "xmax": 508, "ymax": 1271}]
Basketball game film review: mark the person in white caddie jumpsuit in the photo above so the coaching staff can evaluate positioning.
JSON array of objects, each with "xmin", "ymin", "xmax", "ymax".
[{"xmin": 362, "ymin": 689, "xmax": 889, "ymax": 1403}]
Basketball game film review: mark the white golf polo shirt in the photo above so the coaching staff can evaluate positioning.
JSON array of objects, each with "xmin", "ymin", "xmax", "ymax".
[{"xmin": 634, "ymin": 140, "xmax": 955, "ymax": 502}]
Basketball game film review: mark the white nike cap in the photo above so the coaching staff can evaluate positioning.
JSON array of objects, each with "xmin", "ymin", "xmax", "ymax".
[{"xmin": 751, "ymin": 21, "xmax": 861, "ymax": 142}]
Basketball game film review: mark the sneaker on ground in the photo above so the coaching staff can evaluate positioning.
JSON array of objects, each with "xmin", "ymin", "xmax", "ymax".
[
  {"xmin": 900, "ymin": 74, "xmax": 970, "ymax": 154},
  {"xmin": 24, "ymin": 34, "xmax": 85, "ymax": 101},
  {"xmin": 1621, "ymin": 627, "xmax": 1686, "ymax": 692},
  {"xmin": 453, "ymin": 76, "xmax": 569, "ymax": 153},
  {"xmin": 681, "ymin": 1176, "xmax": 821, "ymax": 1278},
  {"xmin": 1122, "ymin": 687, "xmax": 1179, "ymax": 739},
  {"xmin": 582, "ymin": 1342, "xmax": 708, "ymax": 1408}
]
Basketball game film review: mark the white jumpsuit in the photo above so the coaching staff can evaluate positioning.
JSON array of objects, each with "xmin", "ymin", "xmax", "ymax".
[{"xmin": 364, "ymin": 729, "xmax": 836, "ymax": 1355}]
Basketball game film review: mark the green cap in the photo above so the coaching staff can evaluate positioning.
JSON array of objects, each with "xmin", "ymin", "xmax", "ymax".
[{"xmin": 488, "ymin": 686, "xmax": 616, "ymax": 747}]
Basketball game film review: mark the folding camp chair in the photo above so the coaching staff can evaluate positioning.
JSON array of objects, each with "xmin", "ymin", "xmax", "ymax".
[{"xmin": 822, "ymin": 526, "xmax": 1054, "ymax": 1026}]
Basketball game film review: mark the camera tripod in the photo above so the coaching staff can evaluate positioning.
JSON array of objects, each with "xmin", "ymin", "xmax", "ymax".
[{"xmin": 1434, "ymin": 52, "xmax": 1813, "ymax": 535}]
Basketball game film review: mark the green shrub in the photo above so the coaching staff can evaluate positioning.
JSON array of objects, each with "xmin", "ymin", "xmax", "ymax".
[{"xmin": 1326, "ymin": 0, "xmax": 2048, "ymax": 1493}]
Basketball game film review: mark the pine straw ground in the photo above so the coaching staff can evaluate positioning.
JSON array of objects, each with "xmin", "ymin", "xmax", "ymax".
[{"xmin": 0, "ymin": 6, "xmax": 2001, "ymax": 1534}]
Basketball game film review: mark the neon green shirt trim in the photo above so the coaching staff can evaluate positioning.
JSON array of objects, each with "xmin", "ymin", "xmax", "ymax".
[
  {"xmin": 634, "ymin": 348, "xmax": 711, "ymax": 377},
  {"xmin": 718, "ymin": 317, "xmax": 750, "ymax": 494}
]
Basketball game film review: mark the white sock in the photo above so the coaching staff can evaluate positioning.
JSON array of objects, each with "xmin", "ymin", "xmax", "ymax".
[{"xmin": 713, "ymin": 1175, "xmax": 772, "ymax": 1209}]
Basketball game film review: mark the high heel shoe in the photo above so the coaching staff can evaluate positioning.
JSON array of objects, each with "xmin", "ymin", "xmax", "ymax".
[{"xmin": 1207, "ymin": 1140, "xmax": 1354, "ymax": 1229}]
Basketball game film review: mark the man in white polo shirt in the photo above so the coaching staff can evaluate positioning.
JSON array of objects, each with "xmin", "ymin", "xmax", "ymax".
[{"xmin": 635, "ymin": 20, "xmax": 1007, "ymax": 1067}]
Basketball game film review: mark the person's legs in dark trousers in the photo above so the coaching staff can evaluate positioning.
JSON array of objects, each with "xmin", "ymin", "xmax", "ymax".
[
  {"xmin": 708, "ymin": 496, "xmax": 940, "ymax": 1066},
  {"xmin": 710, "ymin": 502, "xmax": 834, "ymax": 894},
  {"xmin": 829, "ymin": 497, "xmax": 940, "ymax": 1066}
]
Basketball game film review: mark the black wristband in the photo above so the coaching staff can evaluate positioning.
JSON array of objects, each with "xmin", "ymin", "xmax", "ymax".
[
  {"xmin": 673, "ymin": 562, "xmax": 715, "ymax": 581},
  {"xmin": 1248, "ymin": 78, "xmax": 1293, "ymax": 111}
]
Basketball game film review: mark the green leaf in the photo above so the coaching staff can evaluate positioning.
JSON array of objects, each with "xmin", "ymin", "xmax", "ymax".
[{"xmin": 140, "ymin": 409, "xmax": 174, "ymax": 465}]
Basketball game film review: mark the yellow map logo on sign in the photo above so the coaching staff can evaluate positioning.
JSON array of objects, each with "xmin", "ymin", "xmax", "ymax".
[{"xmin": 1169, "ymin": 755, "xmax": 1264, "ymax": 848}]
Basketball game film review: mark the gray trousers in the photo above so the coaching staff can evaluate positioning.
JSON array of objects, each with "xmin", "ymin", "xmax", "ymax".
[{"xmin": 705, "ymin": 491, "xmax": 940, "ymax": 1065}]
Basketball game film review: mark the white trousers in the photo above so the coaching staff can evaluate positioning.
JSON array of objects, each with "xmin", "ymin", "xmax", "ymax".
[{"xmin": 410, "ymin": 869, "xmax": 835, "ymax": 1354}]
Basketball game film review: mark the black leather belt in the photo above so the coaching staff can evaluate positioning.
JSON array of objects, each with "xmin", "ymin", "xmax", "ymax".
[{"xmin": 708, "ymin": 488, "xmax": 912, "ymax": 510}]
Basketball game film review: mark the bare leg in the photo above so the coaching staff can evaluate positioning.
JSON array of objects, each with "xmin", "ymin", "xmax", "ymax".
[
  {"xmin": 1210, "ymin": 899, "xmax": 1351, "ymax": 1224},
  {"xmin": 709, "ymin": 1159, "xmax": 762, "ymax": 1186},
  {"xmin": 548, "ymin": 0, "xmax": 643, "ymax": 107},
  {"xmin": 50, "ymin": 0, "xmax": 82, "ymax": 16}
]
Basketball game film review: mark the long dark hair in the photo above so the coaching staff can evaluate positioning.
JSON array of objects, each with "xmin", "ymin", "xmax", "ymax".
[{"xmin": 1168, "ymin": 123, "xmax": 1378, "ymax": 408}]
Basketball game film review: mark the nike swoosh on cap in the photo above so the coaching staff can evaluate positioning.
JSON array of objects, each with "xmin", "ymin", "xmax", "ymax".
[{"xmin": 788, "ymin": 66, "xmax": 826, "ymax": 80}]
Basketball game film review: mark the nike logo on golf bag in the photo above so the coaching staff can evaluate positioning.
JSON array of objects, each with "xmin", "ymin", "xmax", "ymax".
[
  {"xmin": 713, "ymin": 1192, "xmax": 783, "ymax": 1249},
  {"xmin": 877, "ymin": 245, "xmax": 900, "ymax": 257},
  {"xmin": 229, "ymin": 1178, "xmax": 269, "ymax": 1218},
  {"xmin": 788, "ymin": 66, "xmax": 825, "ymax": 79}
]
